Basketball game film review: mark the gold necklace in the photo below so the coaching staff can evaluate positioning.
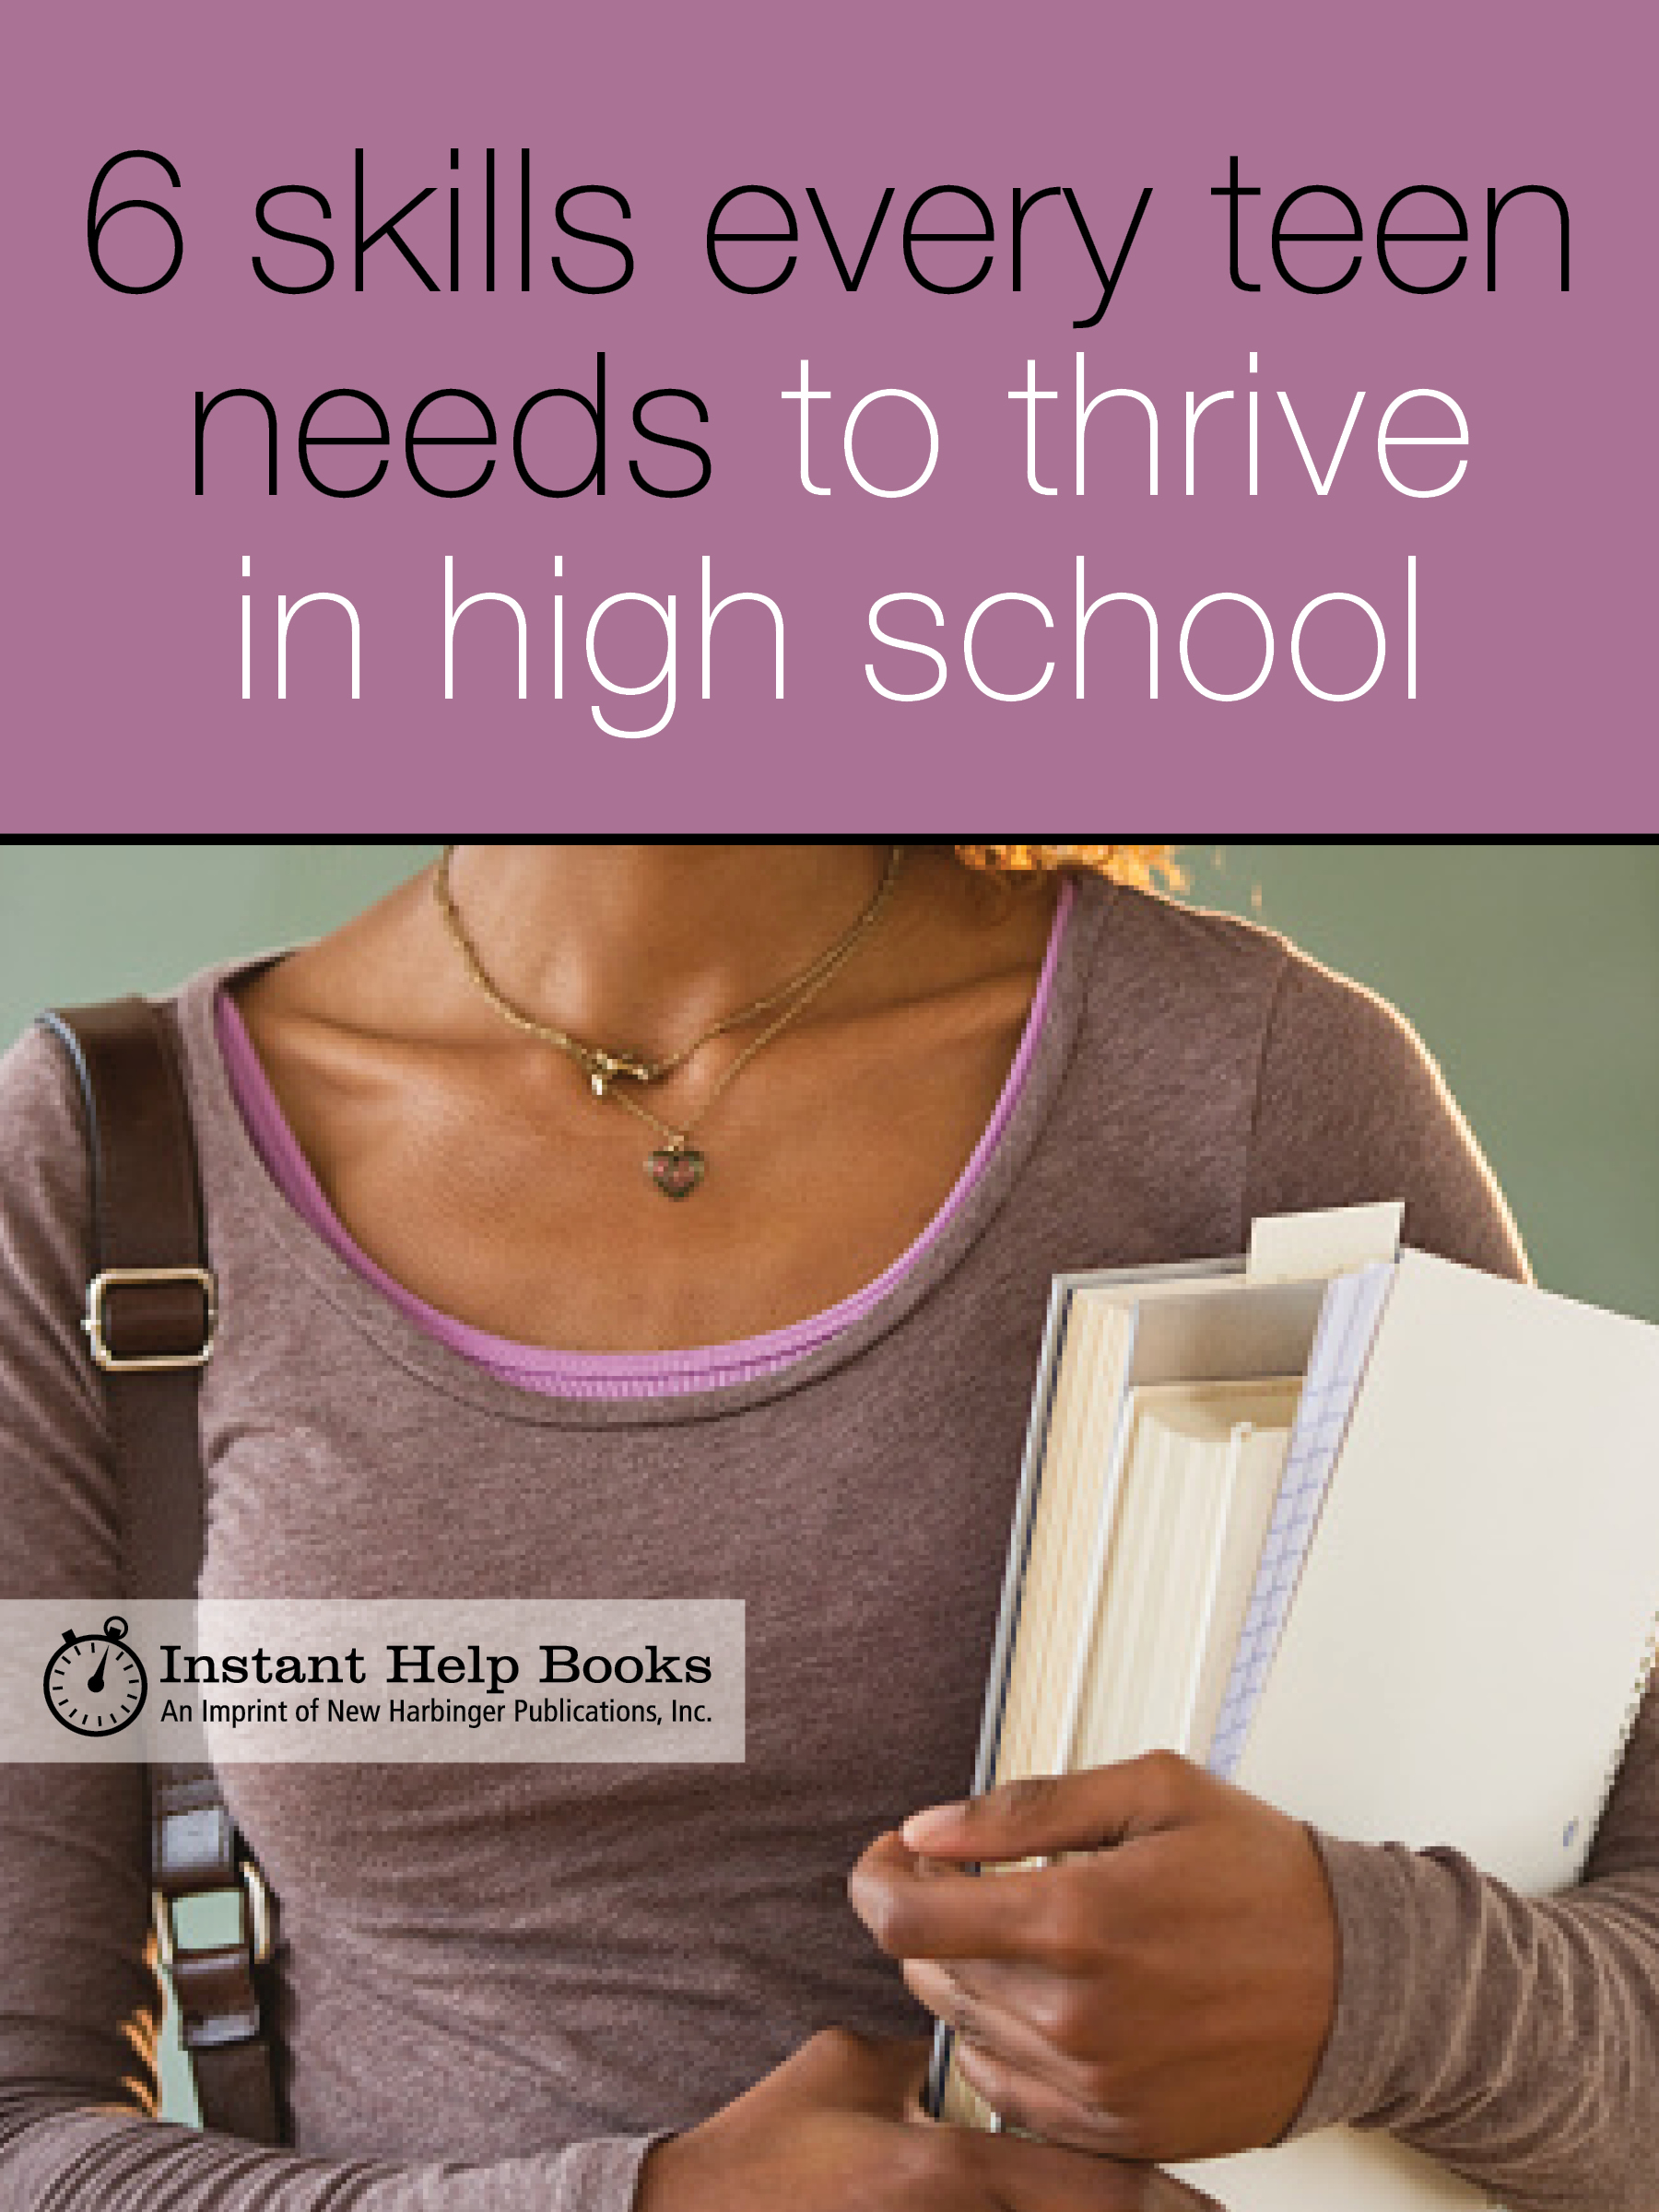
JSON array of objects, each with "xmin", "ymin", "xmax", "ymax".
[{"xmin": 435, "ymin": 847, "xmax": 904, "ymax": 1196}]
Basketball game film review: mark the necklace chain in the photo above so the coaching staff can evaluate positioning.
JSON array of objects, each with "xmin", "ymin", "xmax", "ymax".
[{"xmin": 434, "ymin": 847, "xmax": 904, "ymax": 1180}]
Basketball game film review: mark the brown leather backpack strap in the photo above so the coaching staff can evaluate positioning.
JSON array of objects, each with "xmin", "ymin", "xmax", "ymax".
[
  {"xmin": 41, "ymin": 1001, "xmax": 215, "ymax": 1590},
  {"xmin": 41, "ymin": 997, "xmax": 283, "ymax": 2147}
]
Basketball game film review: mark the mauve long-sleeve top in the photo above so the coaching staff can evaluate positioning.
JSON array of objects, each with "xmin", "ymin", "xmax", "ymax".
[{"xmin": 1, "ymin": 876, "xmax": 1654, "ymax": 2211}]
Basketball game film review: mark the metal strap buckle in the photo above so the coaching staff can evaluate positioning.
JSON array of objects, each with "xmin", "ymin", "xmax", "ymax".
[
  {"xmin": 83, "ymin": 1265, "xmax": 218, "ymax": 1372},
  {"xmin": 154, "ymin": 1858, "xmax": 276, "ymax": 1971}
]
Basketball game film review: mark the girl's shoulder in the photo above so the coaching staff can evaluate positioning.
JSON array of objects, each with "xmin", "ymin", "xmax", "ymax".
[{"xmin": 1065, "ymin": 877, "xmax": 1528, "ymax": 1281}]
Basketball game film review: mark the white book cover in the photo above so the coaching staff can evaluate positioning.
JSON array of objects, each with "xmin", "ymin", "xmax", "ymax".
[{"xmin": 1175, "ymin": 1250, "xmax": 1659, "ymax": 2208}]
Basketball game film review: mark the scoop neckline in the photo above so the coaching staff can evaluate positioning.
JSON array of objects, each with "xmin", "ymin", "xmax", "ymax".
[
  {"xmin": 175, "ymin": 871, "xmax": 1118, "ymax": 1430},
  {"xmin": 215, "ymin": 877, "xmax": 1078, "ymax": 1397}
]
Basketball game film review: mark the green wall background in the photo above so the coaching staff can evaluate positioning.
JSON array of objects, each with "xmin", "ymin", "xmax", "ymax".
[
  {"xmin": 0, "ymin": 840, "xmax": 1653, "ymax": 2121},
  {"xmin": 3, "ymin": 841, "xmax": 1654, "ymax": 1316}
]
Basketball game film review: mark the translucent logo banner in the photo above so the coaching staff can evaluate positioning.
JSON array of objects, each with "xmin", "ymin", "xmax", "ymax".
[{"xmin": 2, "ymin": 1599, "xmax": 745, "ymax": 1762}]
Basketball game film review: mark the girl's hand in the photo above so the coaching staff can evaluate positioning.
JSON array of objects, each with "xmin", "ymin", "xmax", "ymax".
[
  {"xmin": 634, "ymin": 2028, "xmax": 1224, "ymax": 2212},
  {"xmin": 848, "ymin": 1754, "xmax": 1338, "ymax": 2163}
]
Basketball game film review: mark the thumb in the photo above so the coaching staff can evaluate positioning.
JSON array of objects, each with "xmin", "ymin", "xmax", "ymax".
[
  {"xmin": 900, "ymin": 1755, "xmax": 1201, "ymax": 1862},
  {"xmin": 865, "ymin": 2032, "xmax": 935, "ymax": 2120},
  {"xmin": 787, "ymin": 2029, "xmax": 934, "ymax": 2118}
]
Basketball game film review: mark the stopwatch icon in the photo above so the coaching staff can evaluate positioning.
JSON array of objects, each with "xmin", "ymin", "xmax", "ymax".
[{"xmin": 44, "ymin": 1617, "xmax": 148, "ymax": 1736}]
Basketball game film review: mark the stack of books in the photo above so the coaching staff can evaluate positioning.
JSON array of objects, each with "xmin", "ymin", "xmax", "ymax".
[{"xmin": 932, "ymin": 1205, "xmax": 1659, "ymax": 2209}]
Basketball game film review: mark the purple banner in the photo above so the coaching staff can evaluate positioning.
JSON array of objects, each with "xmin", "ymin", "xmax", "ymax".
[{"xmin": 6, "ymin": 1, "xmax": 1651, "ymax": 829}]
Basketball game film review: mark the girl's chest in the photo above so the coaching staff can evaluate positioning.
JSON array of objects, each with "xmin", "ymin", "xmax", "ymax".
[{"xmin": 197, "ymin": 1282, "xmax": 1050, "ymax": 1910}]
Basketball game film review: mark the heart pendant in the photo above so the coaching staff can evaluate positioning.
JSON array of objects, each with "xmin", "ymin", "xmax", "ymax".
[{"xmin": 646, "ymin": 1147, "xmax": 707, "ymax": 1199}]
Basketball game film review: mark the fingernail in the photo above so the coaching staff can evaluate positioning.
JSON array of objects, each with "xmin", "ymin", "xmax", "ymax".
[{"xmin": 902, "ymin": 1802, "xmax": 967, "ymax": 1849}]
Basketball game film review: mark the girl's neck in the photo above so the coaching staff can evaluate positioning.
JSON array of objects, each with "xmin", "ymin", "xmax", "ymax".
[{"xmin": 440, "ymin": 843, "xmax": 900, "ymax": 1053}]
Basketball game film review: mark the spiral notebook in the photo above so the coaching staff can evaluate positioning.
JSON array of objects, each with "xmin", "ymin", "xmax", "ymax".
[{"xmin": 933, "ymin": 1205, "xmax": 1659, "ymax": 2210}]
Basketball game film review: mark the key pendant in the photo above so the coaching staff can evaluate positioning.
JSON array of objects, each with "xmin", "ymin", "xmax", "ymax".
[{"xmin": 646, "ymin": 1147, "xmax": 707, "ymax": 1199}]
